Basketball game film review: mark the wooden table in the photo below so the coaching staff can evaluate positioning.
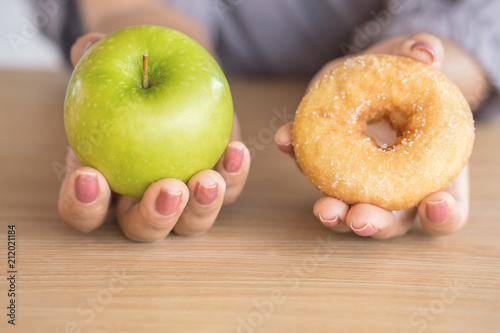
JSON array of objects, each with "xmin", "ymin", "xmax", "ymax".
[{"xmin": 1, "ymin": 70, "xmax": 499, "ymax": 333}]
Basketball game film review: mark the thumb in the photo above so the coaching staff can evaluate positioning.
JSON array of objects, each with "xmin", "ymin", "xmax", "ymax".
[
  {"xmin": 70, "ymin": 32, "xmax": 106, "ymax": 67},
  {"xmin": 394, "ymin": 33, "xmax": 445, "ymax": 70}
]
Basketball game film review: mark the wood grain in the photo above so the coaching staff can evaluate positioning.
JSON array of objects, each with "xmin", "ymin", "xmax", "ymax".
[{"xmin": 0, "ymin": 70, "xmax": 499, "ymax": 333}]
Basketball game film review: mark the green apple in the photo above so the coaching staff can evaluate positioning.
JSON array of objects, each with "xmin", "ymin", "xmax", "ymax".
[{"xmin": 64, "ymin": 25, "xmax": 233, "ymax": 198}]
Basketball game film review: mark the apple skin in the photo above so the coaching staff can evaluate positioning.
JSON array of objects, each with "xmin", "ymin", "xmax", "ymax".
[{"xmin": 64, "ymin": 25, "xmax": 233, "ymax": 198}]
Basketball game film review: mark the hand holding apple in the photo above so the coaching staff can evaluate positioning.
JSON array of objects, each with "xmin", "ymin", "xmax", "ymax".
[
  {"xmin": 65, "ymin": 25, "xmax": 233, "ymax": 198},
  {"xmin": 58, "ymin": 27, "xmax": 251, "ymax": 242}
]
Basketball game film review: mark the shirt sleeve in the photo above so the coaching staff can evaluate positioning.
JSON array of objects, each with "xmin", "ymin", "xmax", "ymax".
[
  {"xmin": 28, "ymin": 0, "xmax": 220, "ymax": 65},
  {"xmin": 373, "ymin": 0, "xmax": 500, "ymax": 93},
  {"xmin": 28, "ymin": 0, "xmax": 81, "ymax": 66},
  {"xmin": 28, "ymin": 0, "xmax": 67, "ymax": 45}
]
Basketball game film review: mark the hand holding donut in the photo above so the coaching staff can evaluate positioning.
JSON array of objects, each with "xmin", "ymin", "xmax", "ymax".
[{"xmin": 275, "ymin": 33, "xmax": 478, "ymax": 239}]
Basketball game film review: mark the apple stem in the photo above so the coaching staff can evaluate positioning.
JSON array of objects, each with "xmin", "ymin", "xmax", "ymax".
[{"xmin": 143, "ymin": 54, "xmax": 149, "ymax": 89}]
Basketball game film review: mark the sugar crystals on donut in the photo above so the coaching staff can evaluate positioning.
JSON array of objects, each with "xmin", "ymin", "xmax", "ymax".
[{"xmin": 292, "ymin": 54, "xmax": 474, "ymax": 210}]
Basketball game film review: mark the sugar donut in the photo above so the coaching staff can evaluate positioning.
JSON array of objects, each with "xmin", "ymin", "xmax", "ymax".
[{"xmin": 292, "ymin": 54, "xmax": 474, "ymax": 211}]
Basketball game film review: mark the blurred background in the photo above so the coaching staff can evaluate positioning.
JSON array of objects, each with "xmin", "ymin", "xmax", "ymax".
[
  {"xmin": 0, "ymin": 1, "xmax": 62, "ymax": 70},
  {"xmin": 1, "ymin": 0, "xmax": 499, "ymax": 119}
]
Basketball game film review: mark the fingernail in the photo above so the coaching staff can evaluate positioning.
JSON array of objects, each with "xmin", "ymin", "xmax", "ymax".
[
  {"xmin": 75, "ymin": 170, "xmax": 98, "ymax": 204},
  {"xmin": 276, "ymin": 134, "xmax": 291, "ymax": 146},
  {"xmin": 194, "ymin": 182, "xmax": 218, "ymax": 206},
  {"xmin": 425, "ymin": 199, "xmax": 449, "ymax": 225},
  {"xmin": 155, "ymin": 188, "xmax": 182, "ymax": 217},
  {"xmin": 83, "ymin": 38, "xmax": 100, "ymax": 53},
  {"xmin": 410, "ymin": 41, "xmax": 436, "ymax": 63},
  {"xmin": 223, "ymin": 145, "xmax": 244, "ymax": 173},
  {"xmin": 350, "ymin": 222, "xmax": 378, "ymax": 237},
  {"xmin": 318, "ymin": 213, "xmax": 340, "ymax": 227}
]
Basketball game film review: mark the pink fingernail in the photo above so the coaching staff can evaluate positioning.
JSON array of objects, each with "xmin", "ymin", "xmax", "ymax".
[
  {"xmin": 223, "ymin": 145, "xmax": 244, "ymax": 173},
  {"xmin": 276, "ymin": 132, "xmax": 293, "ymax": 151},
  {"xmin": 410, "ymin": 41, "xmax": 436, "ymax": 63},
  {"xmin": 351, "ymin": 223, "xmax": 378, "ymax": 237},
  {"xmin": 75, "ymin": 170, "xmax": 98, "ymax": 204},
  {"xmin": 155, "ymin": 189, "xmax": 182, "ymax": 217},
  {"xmin": 83, "ymin": 38, "xmax": 100, "ymax": 53},
  {"xmin": 318, "ymin": 213, "xmax": 340, "ymax": 227},
  {"xmin": 194, "ymin": 182, "xmax": 218, "ymax": 206},
  {"xmin": 276, "ymin": 136, "xmax": 291, "ymax": 146},
  {"xmin": 425, "ymin": 199, "xmax": 449, "ymax": 225}
]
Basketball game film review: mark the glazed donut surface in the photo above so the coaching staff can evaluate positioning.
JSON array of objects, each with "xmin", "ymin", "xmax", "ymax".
[{"xmin": 292, "ymin": 54, "xmax": 474, "ymax": 210}]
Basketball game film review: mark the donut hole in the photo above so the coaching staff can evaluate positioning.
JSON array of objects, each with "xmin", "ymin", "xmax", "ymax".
[{"xmin": 364, "ymin": 110, "xmax": 408, "ymax": 149}]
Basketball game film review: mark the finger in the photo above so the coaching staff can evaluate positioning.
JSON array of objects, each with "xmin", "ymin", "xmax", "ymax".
[
  {"xmin": 173, "ymin": 170, "xmax": 226, "ymax": 236},
  {"xmin": 70, "ymin": 32, "xmax": 106, "ymax": 67},
  {"xmin": 346, "ymin": 203, "xmax": 417, "ymax": 239},
  {"xmin": 396, "ymin": 32, "xmax": 445, "ymax": 69},
  {"xmin": 58, "ymin": 166, "xmax": 112, "ymax": 233},
  {"xmin": 313, "ymin": 196, "xmax": 351, "ymax": 233},
  {"xmin": 64, "ymin": 146, "xmax": 83, "ymax": 171},
  {"xmin": 214, "ymin": 141, "xmax": 250, "ymax": 205},
  {"xmin": 274, "ymin": 122, "xmax": 294, "ymax": 155},
  {"xmin": 418, "ymin": 165, "xmax": 469, "ymax": 235},
  {"xmin": 116, "ymin": 179, "xmax": 189, "ymax": 242},
  {"xmin": 229, "ymin": 113, "xmax": 243, "ymax": 141}
]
